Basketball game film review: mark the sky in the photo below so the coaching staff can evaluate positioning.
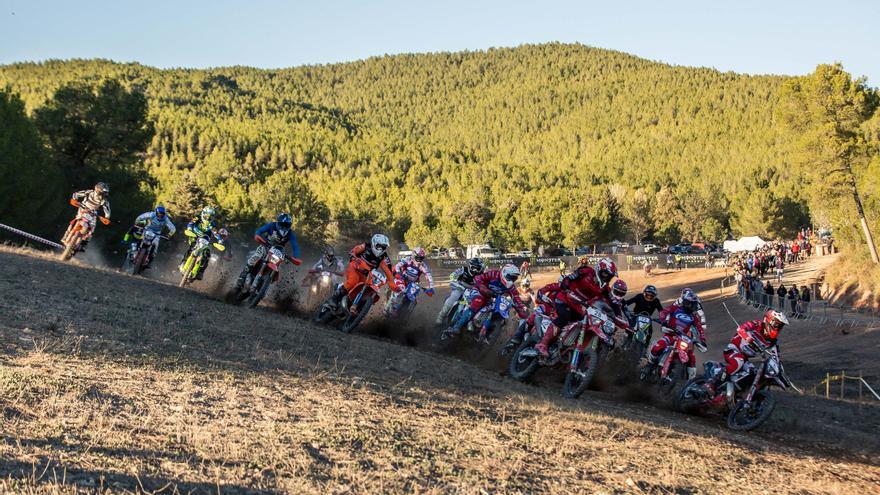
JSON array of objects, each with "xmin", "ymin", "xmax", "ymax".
[{"xmin": 2, "ymin": 0, "xmax": 878, "ymax": 84}]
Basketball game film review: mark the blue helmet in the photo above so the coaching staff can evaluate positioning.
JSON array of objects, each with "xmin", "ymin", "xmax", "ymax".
[
  {"xmin": 276, "ymin": 213, "xmax": 292, "ymax": 235},
  {"xmin": 155, "ymin": 205, "xmax": 166, "ymax": 219}
]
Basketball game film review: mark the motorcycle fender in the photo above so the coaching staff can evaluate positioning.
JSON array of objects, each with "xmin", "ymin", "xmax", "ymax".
[
  {"xmin": 676, "ymin": 349, "xmax": 690, "ymax": 364},
  {"xmin": 635, "ymin": 329, "xmax": 648, "ymax": 344},
  {"xmin": 660, "ymin": 351, "xmax": 673, "ymax": 377}
]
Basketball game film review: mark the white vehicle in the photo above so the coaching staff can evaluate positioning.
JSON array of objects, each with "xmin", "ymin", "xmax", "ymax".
[
  {"xmin": 643, "ymin": 244, "xmax": 659, "ymax": 253},
  {"xmin": 466, "ymin": 244, "xmax": 500, "ymax": 259}
]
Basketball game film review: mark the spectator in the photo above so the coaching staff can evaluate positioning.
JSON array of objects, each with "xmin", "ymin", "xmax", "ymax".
[
  {"xmin": 751, "ymin": 276, "xmax": 763, "ymax": 307},
  {"xmin": 775, "ymin": 257, "xmax": 784, "ymax": 283},
  {"xmin": 776, "ymin": 283, "xmax": 787, "ymax": 311},
  {"xmin": 666, "ymin": 253, "xmax": 674, "ymax": 270},
  {"xmin": 787, "ymin": 285, "xmax": 800, "ymax": 316},
  {"xmin": 800, "ymin": 285, "xmax": 811, "ymax": 315},
  {"xmin": 735, "ymin": 270, "xmax": 745, "ymax": 299},
  {"xmin": 704, "ymin": 252, "xmax": 712, "ymax": 269},
  {"xmin": 675, "ymin": 253, "xmax": 683, "ymax": 271},
  {"xmin": 558, "ymin": 259, "xmax": 567, "ymax": 277},
  {"xmin": 763, "ymin": 281, "xmax": 774, "ymax": 307},
  {"xmin": 519, "ymin": 260, "xmax": 531, "ymax": 282}
]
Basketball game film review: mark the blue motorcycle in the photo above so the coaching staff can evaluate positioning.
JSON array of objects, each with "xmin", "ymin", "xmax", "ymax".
[
  {"xmin": 442, "ymin": 288, "xmax": 513, "ymax": 346},
  {"xmin": 383, "ymin": 280, "xmax": 431, "ymax": 320}
]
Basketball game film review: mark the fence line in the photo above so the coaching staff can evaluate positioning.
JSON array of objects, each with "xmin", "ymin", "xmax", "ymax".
[{"xmin": 806, "ymin": 370, "xmax": 880, "ymax": 403}]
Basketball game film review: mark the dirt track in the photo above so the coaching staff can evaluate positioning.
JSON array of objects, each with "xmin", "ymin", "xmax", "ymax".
[{"xmin": 1, "ymin": 247, "xmax": 878, "ymax": 493}]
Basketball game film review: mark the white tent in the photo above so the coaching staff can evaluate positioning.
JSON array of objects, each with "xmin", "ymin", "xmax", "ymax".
[{"xmin": 723, "ymin": 236, "xmax": 767, "ymax": 252}]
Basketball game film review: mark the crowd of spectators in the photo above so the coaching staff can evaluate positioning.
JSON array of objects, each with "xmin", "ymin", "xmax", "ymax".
[{"xmin": 731, "ymin": 228, "xmax": 818, "ymax": 318}]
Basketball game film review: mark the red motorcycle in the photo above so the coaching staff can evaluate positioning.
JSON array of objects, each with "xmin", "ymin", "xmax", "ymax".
[
  {"xmin": 509, "ymin": 298, "xmax": 628, "ymax": 398},
  {"xmin": 235, "ymin": 246, "xmax": 302, "ymax": 308},
  {"xmin": 313, "ymin": 257, "xmax": 390, "ymax": 333},
  {"xmin": 676, "ymin": 345, "xmax": 792, "ymax": 431},
  {"xmin": 639, "ymin": 320, "xmax": 705, "ymax": 395},
  {"xmin": 60, "ymin": 199, "xmax": 110, "ymax": 261}
]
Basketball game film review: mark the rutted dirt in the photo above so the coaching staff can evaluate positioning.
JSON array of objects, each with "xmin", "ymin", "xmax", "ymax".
[{"xmin": 0, "ymin": 246, "xmax": 878, "ymax": 493}]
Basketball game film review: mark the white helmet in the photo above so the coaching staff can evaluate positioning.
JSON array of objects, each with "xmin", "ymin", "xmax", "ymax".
[
  {"xmin": 500, "ymin": 264, "xmax": 521, "ymax": 289},
  {"xmin": 370, "ymin": 234, "xmax": 389, "ymax": 257}
]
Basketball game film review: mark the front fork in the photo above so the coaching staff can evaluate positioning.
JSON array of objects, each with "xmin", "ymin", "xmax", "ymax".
[{"xmin": 568, "ymin": 329, "xmax": 587, "ymax": 371}]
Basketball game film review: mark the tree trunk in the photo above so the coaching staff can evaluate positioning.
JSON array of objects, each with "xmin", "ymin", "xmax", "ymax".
[{"xmin": 851, "ymin": 182, "xmax": 879, "ymax": 264}]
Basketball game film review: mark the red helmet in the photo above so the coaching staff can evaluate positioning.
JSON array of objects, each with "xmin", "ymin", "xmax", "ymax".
[
  {"xmin": 594, "ymin": 257, "xmax": 617, "ymax": 288},
  {"xmin": 610, "ymin": 279, "xmax": 628, "ymax": 303},
  {"xmin": 762, "ymin": 310, "xmax": 789, "ymax": 341}
]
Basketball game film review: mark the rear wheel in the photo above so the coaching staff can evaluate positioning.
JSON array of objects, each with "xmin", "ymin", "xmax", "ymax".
[
  {"xmin": 313, "ymin": 299, "xmax": 335, "ymax": 324},
  {"xmin": 727, "ymin": 390, "xmax": 776, "ymax": 431},
  {"xmin": 675, "ymin": 378, "xmax": 710, "ymax": 414},
  {"xmin": 563, "ymin": 345, "xmax": 600, "ymax": 399},
  {"xmin": 342, "ymin": 297, "xmax": 373, "ymax": 334}
]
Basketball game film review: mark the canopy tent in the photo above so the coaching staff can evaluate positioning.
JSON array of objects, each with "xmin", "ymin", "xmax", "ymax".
[{"xmin": 723, "ymin": 236, "xmax": 767, "ymax": 252}]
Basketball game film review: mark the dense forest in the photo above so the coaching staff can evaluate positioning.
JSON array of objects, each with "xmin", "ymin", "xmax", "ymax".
[{"xmin": 1, "ymin": 43, "xmax": 877, "ymax": 255}]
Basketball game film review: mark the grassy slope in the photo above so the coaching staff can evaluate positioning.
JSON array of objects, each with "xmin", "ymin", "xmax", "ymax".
[{"xmin": 0, "ymin": 247, "xmax": 877, "ymax": 493}]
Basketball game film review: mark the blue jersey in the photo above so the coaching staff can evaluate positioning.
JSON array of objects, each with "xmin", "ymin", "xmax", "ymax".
[{"xmin": 255, "ymin": 222, "xmax": 300, "ymax": 258}]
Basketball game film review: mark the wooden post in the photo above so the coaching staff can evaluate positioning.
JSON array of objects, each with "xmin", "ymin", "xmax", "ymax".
[
  {"xmin": 841, "ymin": 370, "xmax": 845, "ymax": 400},
  {"xmin": 826, "ymin": 372, "xmax": 830, "ymax": 398}
]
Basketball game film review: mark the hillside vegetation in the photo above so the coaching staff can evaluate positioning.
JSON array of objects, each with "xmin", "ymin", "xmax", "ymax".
[{"xmin": 1, "ymin": 44, "xmax": 877, "ymax": 254}]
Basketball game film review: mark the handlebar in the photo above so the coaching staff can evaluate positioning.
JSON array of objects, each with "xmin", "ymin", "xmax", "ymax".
[{"xmin": 285, "ymin": 255, "xmax": 302, "ymax": 266}]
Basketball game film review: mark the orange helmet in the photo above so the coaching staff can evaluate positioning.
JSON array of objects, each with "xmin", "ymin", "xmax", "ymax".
[{"xmin": 762, "ymin": 310, "xmax": 789, "ymax": 341}]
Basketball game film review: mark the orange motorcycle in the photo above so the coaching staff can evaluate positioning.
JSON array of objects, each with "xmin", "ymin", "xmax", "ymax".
[{"xmin": 60, "ymin": 199, "xmax": 110, "ymax": 261}]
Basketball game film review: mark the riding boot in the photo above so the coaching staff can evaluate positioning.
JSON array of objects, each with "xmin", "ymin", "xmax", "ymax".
[
  {"xmin": 534, "ymin": 323, "xmax": 559, "ymax": 358},
  {"xmin": 435, "ymin": 299, "xmax": 456, "ymax": 325},
  {"xmin": 687, "ymin": 367, "xmax": 697, "ymax": 380}
]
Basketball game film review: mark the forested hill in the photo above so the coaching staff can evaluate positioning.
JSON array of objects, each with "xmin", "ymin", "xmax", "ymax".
[{"xmin": 0, "ymin": 43, "xmax": 801, "ymax": 248}]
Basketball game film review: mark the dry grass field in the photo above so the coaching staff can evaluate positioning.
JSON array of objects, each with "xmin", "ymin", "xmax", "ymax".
[{"xmin": 1, "ymin": 246, "xmax": 878, "ymax": 493}]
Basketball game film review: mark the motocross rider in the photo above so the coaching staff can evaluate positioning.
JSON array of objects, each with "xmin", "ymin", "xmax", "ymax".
[
  {"xmin": 623, "ymin": 285, "xmax": 664, "ymax": 351},
  {"xmin": 676, "ymin": 288, "xmax": 707, "ymax": 332},
  {"xmin": 445, "ymin": 264, "xmax": 528, "ymax": 342},
  {"xmin": 533, "ymin": 257, "xmax": 618, "ymax": 358},
  {"xmin": 179, "ymin": 206, "xmax": 225, "ymax": 279},
  {"xmin": 502, "ymin": 280, "xmax": 561, "ymax": 353},
  {"xmin": 710, "ymin": 310, "xmax": 789, "ymax": 389},
  {"xmin": 307, "ymin": 246, "xmax": 345, "ymax": 285},
  {"xmin": 65, "ymin": 182, "xmax": 111, "ymax": 248},
  {"xmin": 124, "ymin": 205, "xmax": 177, "ymax": 267},
  {"xmin": 645, "ymin": 290, "xmax": 707, "ymax": 380},
  {"xmin": 435, "ymin": 257, "xmax": 485, "ymax": 325},
  {"xmin": 328, "ymin": 234, "xmax": 400, "ymax": 307},
  {"xmin": 234, "ymin": 213, "xmax": 301, "ymax": 290},
  {"xmin": 387, "ymin": 247, "xmax": 435, "ymax": 313}
]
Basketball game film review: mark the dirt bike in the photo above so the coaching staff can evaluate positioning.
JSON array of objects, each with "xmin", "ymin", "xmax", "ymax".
[
  {"xmin": 639, "ymin": 322, "xmax": 706, "ymax": 395},
  {"xmin": 313, "ymin": 258, "xmax": 389, "ymax": 333},
  {"xmin": 509, "ymin": 299, "xmax": 626, "ymax": 398},
  {"xmin": 60, "ymin": 199, "xmax": 110, "ymax": 261},
  {"xmin": 676, "ymin": 346, "xmax": 791, "ymax": 431},
  {"xmin": 122, "ymin": 226, "xmax": 169, "ymax": 276},
  {"xmin": 619, "ymin": 311, "xmax": 652, "ymax": 364},
  {"xmin": 235, "ymin": 246, "xmax": 302, "ymax": 308},
  {"xmin": 179, "ymin": 235, "xmax": 226, "ymax": 287},
  {"xmin": 440, "ymin": 289, "xmax": 514, "ymax": 346},
  {"xmin": 303, "ymin": 269, "xmax": 342, "ymax": 306},
  {"xmin": 384, "ymin": 280, "xmax": 431, "ymax": 321}
]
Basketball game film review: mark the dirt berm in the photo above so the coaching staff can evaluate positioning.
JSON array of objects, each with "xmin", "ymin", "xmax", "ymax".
[{"xmin": 0, "ymin": 247, "xmax": 877, "ymax": 493}]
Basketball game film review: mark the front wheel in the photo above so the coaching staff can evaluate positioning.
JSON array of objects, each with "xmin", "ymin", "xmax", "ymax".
[
  {"xmin": 248, "ymin": 274, "xmax": 270, "ymax": 308},
  {"xmin": 563, "ymin": 345, "xmax": 600, "ymax": 399},
  {"xmin": 341, "ymin": 296, "xmax": 373, "ymax": 334},
  {"xmin": 659, "ymin": 361, "xmax": 686, "ymax": 395},
  {"xmin": 509, "ymin": 340, "xmax": 540, "ymax": 381},
  {"xmin": 727, "ymin": 390, "xmax": 776, "ymax": 431},
  {"xmin": 61, "ymin": 242, "xmax": 77, "ymax": 261},
  {"xmin": 130, "ymin": 248, "xmax": 147, "ymax": 276}
]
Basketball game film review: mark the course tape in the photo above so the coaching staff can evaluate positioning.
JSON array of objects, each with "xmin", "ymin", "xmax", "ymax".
[{"xmin": 0, "ymin": 223, "xmax": 64, "ymax": 249}]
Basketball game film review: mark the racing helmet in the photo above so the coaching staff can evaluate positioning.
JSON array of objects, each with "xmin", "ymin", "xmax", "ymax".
[
  {"xmin": 500, "ymin": 264, "xmax": 521, "ymax": 288},
  {"xmin": 370, "ymin": 234, "xmax": 389, "ymax": 257}
]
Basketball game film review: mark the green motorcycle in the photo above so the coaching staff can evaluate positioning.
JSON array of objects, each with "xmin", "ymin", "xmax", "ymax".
[{"xmin": 179, "ymin": 234, "xmax": 225, "ymax": 287}]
